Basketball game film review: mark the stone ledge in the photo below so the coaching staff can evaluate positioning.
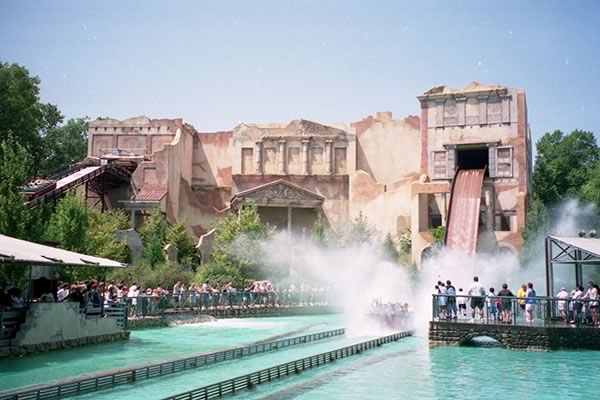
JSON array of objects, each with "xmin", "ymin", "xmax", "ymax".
[{"xmin": 1, "ymin": 331, "xmax": 130, "ymax": 359}]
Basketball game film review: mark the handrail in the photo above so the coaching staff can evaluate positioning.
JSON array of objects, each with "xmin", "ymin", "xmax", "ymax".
[
  {"xmin": 431, "ymin": 293, "xmax": 600, "ymax": 327},
  {"xmin": 161, "ymin": 330, "xmax": 414, "ymax": 400},
  {"xmin": 0, "ymin": 328, "xmax": 346, "ymax": 400}
]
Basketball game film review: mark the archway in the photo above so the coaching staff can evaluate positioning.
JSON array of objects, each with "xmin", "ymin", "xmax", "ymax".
[{"xmin": 460, "ymin": 334, "xmax": 506, "ymax": 348}]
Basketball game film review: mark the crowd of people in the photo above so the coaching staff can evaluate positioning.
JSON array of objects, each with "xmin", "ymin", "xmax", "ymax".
[
  {"xmin": 3, "ymin": 280, "xmax": 332, "ymax": 317},
  {"xmin": 434, "ymin": 276, "xmax": 538, "ymax": 324},
  {"xmin": 434, "ymin": 276, "xmax": 600, "ymax": 326}
]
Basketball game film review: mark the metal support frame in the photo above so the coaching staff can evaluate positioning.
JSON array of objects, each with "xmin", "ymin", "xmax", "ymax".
[{"xmin": 546, "ymin": 236, "xmax": 600, "ymax": 298}]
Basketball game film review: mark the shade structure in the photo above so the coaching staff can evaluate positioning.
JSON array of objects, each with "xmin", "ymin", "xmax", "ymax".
[
  {"xmin": 545, "ymin": 235, "xmax": 600, "ymax": 297},
  {"xmin": 0, "ymin": 234, "xmax": 127, "ymax": 268}
]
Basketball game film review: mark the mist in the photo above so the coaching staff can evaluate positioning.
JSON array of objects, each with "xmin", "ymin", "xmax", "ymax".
[{"xmin": 234, "ymin": 199, "xmax": 600, "ymax": 336}]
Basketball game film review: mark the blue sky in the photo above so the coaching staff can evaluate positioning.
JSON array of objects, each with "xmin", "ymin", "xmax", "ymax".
[{"xmin": 1, "ymin": 0, "xmax": 599, "ymax": 147}]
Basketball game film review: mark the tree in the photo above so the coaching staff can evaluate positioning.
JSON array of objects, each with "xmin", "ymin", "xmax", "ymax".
[
  {"xmin": 533, "ymin": 130, "xmax": 599, "ymax": 205},
  {"xmin": 87, "ymin": 210, "xmax": 130, "ymax": 262},
  {"xmin": 165, "ymin": 218, "xmax": 199, "ymax": 268},
  {"xmin": 41, "ymin": 118, "xmax": 88, "ymax": 175},
  {"xmin": 382, "ymin": 233, "xmax": 399, "ymax": 262},
  {"xmin": 581, "ymin": 160, "xmax": 600, "ymax": 210},
  {"xmin": 139, "ymin": 208, "xmax": 168, "ymax": 267},
  {"xmin": 0, "ymin": 137, "xmax": 48, "ymax": 241},
  {"xmin": 197, "ymin": 201, "xmax": 269, "ymax": 286},
  {"xmin": 310, "ymin": 214, "xmax": 327, "ymax": 247},
  {"xmin": 0, "ymin": 62, "xmax": 63, "ymax": 172},
  {"xmin": 48, "ymin": 192, "xmax": 89, "ymax": 253}
]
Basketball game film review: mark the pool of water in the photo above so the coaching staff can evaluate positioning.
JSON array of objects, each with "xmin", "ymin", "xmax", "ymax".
[
  {"xmin": 234, "ymin": 336, "xmax": 600, "ymax": 400},
  {"xmin": 0, "ymin": 314, "xmax": 341, "ymax": 391},
  {"xmin": 4, "ymin": 315, "xmax": 600, "ymax": 400}
]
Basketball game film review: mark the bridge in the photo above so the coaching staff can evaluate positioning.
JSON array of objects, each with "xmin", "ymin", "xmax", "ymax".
[{"xmin": 429, "ymin": 294, "xmax": 600, "ymax": 351}]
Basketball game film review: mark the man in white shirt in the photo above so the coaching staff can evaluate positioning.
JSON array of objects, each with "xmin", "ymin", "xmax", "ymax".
[
  {"xmin": 556, "ymin": 287, "xmax": 569, "ymax": 324},
  {"xmin": 468, "ymin": 276, "xmax": 486, "ymax": 322},
  {"xmin": 56, "ymin": 283, "xmax": 69, "ymax": 302}
]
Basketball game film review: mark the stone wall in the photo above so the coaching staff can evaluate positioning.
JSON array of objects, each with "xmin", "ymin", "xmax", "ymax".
[
  {"xmin": 429, "ymin": 321, "xmax": 600, "ymax": 351},
  {"xmin": 13, "ymin": 303, "xmax": 125, "ymax": 347}
]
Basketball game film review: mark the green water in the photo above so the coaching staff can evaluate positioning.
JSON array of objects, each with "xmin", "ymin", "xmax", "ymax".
[
  {"xmin": 4, "ymin": 315, "xmax": 600, "ymax": 400},
  {"xmin": 0, "ymin": 314, "xmax": 340, "ymax": 391},
  {"xmin": 235, "ymin": 336, "xmax": 600, "ymax": 400}
]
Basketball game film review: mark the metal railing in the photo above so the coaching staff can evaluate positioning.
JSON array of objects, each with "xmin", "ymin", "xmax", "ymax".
[
  {"xmin": 162, "ymin": 330, "xmax": 414, "ymax": 400},
  {"xmin": 123, "ymin": 291, "xmax": 334, "ymax": 319},
  {"xmin": 83, "ymin": 302, "xmax": 128, "ymax": 330},
  {"xmin": 432, "ymin": 294, "xmax": 600, "ymax": 327},
  {"xmin": 0, "ymin": 310, "xmax": 26, "ymax": 349},
  {"xmin": 0, "ymin": 328, "xmax": 345, "ymax": 400}
]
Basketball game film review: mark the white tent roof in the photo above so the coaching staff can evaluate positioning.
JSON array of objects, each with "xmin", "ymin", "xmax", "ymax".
[
  {"xmin": 549, "ymin": 236, "xmax": 600, "ymax": 258},
  {"xmin": 0, "ymin": 234, "xmax": 127, "ymax": 268}
]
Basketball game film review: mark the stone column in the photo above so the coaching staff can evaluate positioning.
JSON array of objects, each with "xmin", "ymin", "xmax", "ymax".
[
  {"xmin": 325, "ymin": 140, "xmax": 333, "ymax": 175},
  {"xmin": 435, "ymin": 100, "xmax": 445, "ymax": 127},
  {"xmin": 445, "ymin": 145, "xmax": 456, "ymax": 179},
  {"xmin": 255, "ymin": 141, "xmax": 263, "ymax": 174},
  {"xmin": 278, "ymin": 140, "xmax": 286, "ymax": 174},
  {"xmin": 501, "ymin": 95, "xmax": 511, "ymax": 123},
  {"xmin": 302, "ymin": 139, "xmax": 310, "ymax": 175},
  {"xmin": 487, "ymin": 143, "xmax": 497, "ymax": 177},
  {"xmin": 478, "ymin": 96, "xmax": 488, "ymax": 125},
  {"xmin": 456, "ymin": 96, "xmax": 466, "ymax": 126},
  {"xmin": 287, "ymin": 207, "xmax": 292, "ymax": 232}
]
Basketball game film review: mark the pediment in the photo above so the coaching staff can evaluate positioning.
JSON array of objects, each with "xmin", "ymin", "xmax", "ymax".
[{"xmin": 232, "ymin": 180, "xmax": 324, "ymax": 208}]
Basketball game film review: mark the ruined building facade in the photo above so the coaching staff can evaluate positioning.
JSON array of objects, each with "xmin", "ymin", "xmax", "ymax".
[{"xmin": 86, "ymin": 83, "xmax": 532, "ymax": 264}]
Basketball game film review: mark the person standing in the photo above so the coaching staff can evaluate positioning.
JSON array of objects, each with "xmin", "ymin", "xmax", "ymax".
[
  {"xmin": 525, "ymin": 282, "xmax": 536, "ymax": 325},
  {"xmin": 487, "ymin": 287, "xmax": 498, "ymax": 322},
  {"xmin": 556, "ymin": 287, "xmax": 570, "ymax": 324},
  {"xmin": 571, "ymin": 285, "xmax": 584, "ymax": 325},
  {"xmin": 446, "ymin": 280, "xmax": 457, "ymax": 320},
  {"xmin": 457, "ymin": 288, "xmax": 467, "ymax": 317},
  {"xmin": 497, "ymin": 283, "xmax": 515, "ymax": 324},
  {"xmin": 468, "ymin": 276, "xmax": 486, "ymax": 323},
  {"xmin": 516, "ymin": 284, "xmax": 527, "ymax": 320}
]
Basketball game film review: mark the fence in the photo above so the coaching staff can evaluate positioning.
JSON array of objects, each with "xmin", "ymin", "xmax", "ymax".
[
  {"xmin": 162, "ymin": 330, "xmax": 414, "ymax": 400},
  {"xmin": 83, "ymin": 302, "xmax": 128, "ymax": 330},
  {"xmin": 0, "ymin": 329, "xmax": 345, "ymax": 400},
  {"xmin": 123, "ymin": 291, "xmax": 334, "ymax": 319},
  {"xmin": 432, "ymin": 294, "xmax": 600, "ymax": 327}
]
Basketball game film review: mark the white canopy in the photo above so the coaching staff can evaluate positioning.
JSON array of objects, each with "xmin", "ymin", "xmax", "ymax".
[
  {"xmin": 0, "ymin": 234, "xmax": 127, "ymax": 268},
  {"xmin": 549, "ymin": 236, "xmax": 600, "ymax": 258}
]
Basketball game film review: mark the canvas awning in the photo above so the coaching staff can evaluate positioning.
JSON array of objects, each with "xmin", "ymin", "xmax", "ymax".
[
  {"xmin": 0, "ymin": 234, "xmax": 127, "ymax": 268},
  {"xmin": 545, "ymin": 235, "xmax": 600, "ymax": 297}
]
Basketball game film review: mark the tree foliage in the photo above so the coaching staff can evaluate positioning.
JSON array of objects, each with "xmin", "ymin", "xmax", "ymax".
[
  {"xmin": 382, "ymin": 233, "xmax": 399, "ymax": 262},
  {"xmin": 0, "ymin": 137, "xmax": 49, "ymax": 241},
  {"xmin": 0, "ymin": 62, "xmax": 65, "ymax": 173},
  {"xmin": 196, "ymin": 201, "xmax": 269, "ymax": 287},
  {"xmin": 41, "ymin": 117, "xmax": 88, "ymax": 175},
  {"xmin": 533, "ymin": 129, "xmax": 599, "ymax": 205},
  {"xmin": 87, "ymin": 210, "xmax": 130, "ymax": 262},
  {"xmin": 48, "ymin": 192, "xmax": 89, "ymax": 253}
]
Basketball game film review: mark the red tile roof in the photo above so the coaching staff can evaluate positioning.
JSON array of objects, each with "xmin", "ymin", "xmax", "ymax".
[{"xmin": 133, "ymin": 190, "xmax": 167, "ymax": 202}]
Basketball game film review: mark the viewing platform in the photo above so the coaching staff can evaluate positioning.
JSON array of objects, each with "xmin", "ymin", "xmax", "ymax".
[{"xmin": 429, "ymin": 294, "xmax": 600, "ymax": 351}]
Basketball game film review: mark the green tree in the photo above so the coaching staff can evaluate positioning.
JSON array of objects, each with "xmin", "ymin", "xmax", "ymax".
[
  {"xmin": 335, "ymin": 212, "xmax": 379, "ymax": 247},
  {"xmin": 0, "ymin": 137, "xmax": 39, "ymax": 240},
  {"xmin": 310, "ymin": 214, "xmax": 327, "ymax": 247},
  {"xmin": 533, "ymin": 130, "xmax": 599, "ymax": 205},
  {"xmin": 0, "ymin": 62, "xmax": 63, "ymax": 172},
  {"xmin": 382, "ymin": 233, "xmax": 399, "ymax": 262},
  {"xmin": 197, "ymin": 201, "xmax": 269, "ymax": 286},
  {"xmin": 139, "ymin": 208, "xmax": 169, "ymax": 267},
  {"xmin": 48, "ymin": 192, "xmax": 89, "ymax": 253},
  {"xmin": 87, "ymin": 210, "xmax": 130, "ymax": 262},
  {"xmin": 166, "ymin": 218, "xmax": 199, "ymax": 268},
  {"xmin": 41, "ymin": 118, "xmax": 88, "ymax": 175}
]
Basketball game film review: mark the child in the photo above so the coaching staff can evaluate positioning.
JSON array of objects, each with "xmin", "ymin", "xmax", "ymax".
[
  {"xmin": 487, "ymin": 287, "xmax": 498, "ymax": 322},
  {"xmin": 457, "ymin": 288, "xmax": 467, "ymax": 317}
]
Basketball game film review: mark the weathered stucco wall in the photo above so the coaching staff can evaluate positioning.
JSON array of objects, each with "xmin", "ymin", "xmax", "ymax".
[
  {"xmin": 13, "ymin": 303, "xmax": 123, "ymax": 346},
  {"xmin": 353, "ymin": 112, "xmax": 421, "ymax": 185}
]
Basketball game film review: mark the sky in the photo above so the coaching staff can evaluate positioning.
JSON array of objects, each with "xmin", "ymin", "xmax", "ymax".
[{"xmin": 1, "ymin": 0, "xmax": 599, "ymax": 149}]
